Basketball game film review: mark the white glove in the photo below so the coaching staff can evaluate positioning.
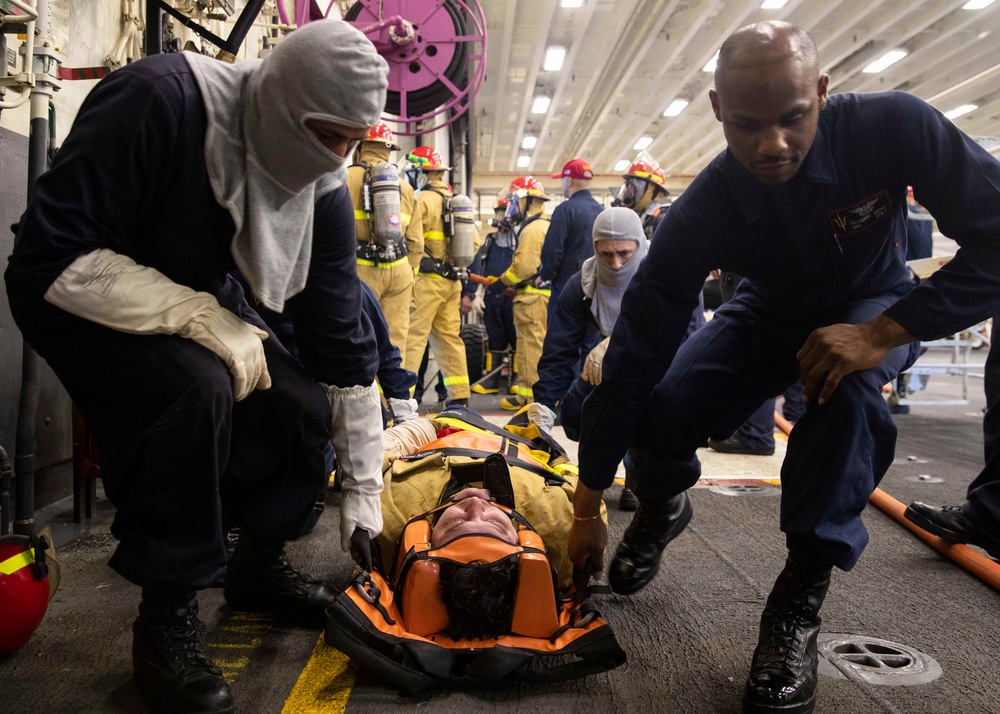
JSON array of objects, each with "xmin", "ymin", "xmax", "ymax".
[
  {"xmin": 388, "ymin": 397, "xmax": 419, "ymax": 423},
  {"xmin": 581, "ymin": 336, "xmax": 610, "ymax": 386},
  {"xmin": 327, "ymin": 381, "xmax": 385, "ymax": 550},
  {"xmin": 527, "ymin": 402, "xmax": 556, "ymax": 432},
  {"xmin": 44, "ymin": 249, "xmax": 271, "ymax": 401}
]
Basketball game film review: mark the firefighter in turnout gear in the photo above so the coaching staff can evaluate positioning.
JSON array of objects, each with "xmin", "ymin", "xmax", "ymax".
[
  {"xmin": 499, "ymin": 176, "xmax": 551, "ymax": 411},
  {"xmin": 615, "ymin": 151, "xmax": 671, "ymax": 240},
  {"xmin": 403, "ymin": 146, "xmax": 480, "ymax": 406},
  {"xmin": 471, "ymin": 198, "xmax": 518, "ymax": 395},
  {"xmin": 348, "ymin": 123, "xmax": 424, "ymax": 356}
]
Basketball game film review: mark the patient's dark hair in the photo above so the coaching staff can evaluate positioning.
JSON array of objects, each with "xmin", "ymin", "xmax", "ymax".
[{"xmin": 438, "ymin": 558, "xmax": 518, "ymax": 640}]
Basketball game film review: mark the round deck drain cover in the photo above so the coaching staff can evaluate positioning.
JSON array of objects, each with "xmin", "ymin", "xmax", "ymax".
[
  {"xmin": 708, "ymin": 484, "xmax": 780, "ymax": 497},
  {"xmin": 905, "ymin": 474, "xmax": 943, "ymax": 484},
  {"xmin": 817, "ymin": 634, "xmax": 942, "ymax": 685}
]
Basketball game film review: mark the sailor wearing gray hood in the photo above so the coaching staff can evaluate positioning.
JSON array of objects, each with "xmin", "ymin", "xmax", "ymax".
[
  {"xmin": 6, "ymin": 19, "xmax": 389, "ymax": 714},
  {"xmin": 530, "ymin": 207, "xmax": 705, "ymax": 508}
]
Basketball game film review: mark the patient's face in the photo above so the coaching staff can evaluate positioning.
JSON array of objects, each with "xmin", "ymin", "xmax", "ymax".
[{"xmin": 431, "ymin": 488, "xmax": 518, "ymax": 546}]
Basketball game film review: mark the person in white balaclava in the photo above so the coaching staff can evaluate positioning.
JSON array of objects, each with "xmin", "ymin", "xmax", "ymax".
[
  {"xmin": 6, "ymin": 20, "xmax": 388, "ymax": 714},
  {"xmin": 531, "ymin": 208, "xmax": 705, "ymax": 511}
]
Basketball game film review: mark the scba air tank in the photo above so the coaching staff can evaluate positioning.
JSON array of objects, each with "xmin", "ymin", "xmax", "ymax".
[
  {"xmin": 448, "ymin": 194, "xmax": 476, "ymax": 268},
  {"xmin": 369, "ymin": 162, "xmax": 403, "ymax": 248}
]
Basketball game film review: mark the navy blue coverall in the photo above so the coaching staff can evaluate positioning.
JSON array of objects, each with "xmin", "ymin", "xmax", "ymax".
[
  {"xmin": 534, "ymin": 271, "xmax": 704, "ymax": 442},
  {"xmin": 966, "ymin": 326, "xmax": 1000, "ymax": 532},
  {"xmin": 4, "ymin": 55, "xmax": 378, "ymax": 589},
  {"xmin": 579, "ymin": 91, "xmax": 1000, "ymax": 571},
  {"xmin": 538, "ymin": 189, "xmax": 603, "ymax": 319},
  {"xmin": 466, "ymin": 229, "xmax": 516, "ymax": 352}
]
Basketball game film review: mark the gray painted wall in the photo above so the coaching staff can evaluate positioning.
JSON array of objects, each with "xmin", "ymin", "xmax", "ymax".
[{"xmin": 1, "ymin": 125, "xmax": 74, "ymax": 515}]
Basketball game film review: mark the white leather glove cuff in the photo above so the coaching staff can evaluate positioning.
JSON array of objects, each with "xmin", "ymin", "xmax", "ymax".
[
  {"xmin": 339, "ymin": 490, "xmax": 383, "ymax": 552},
  {"xmin": 326, "ymin": 381, "xmax": 385, "ymax": 548},
  {"xmin": 45, "ymin": 248, "xmax": 271, "ymax": 400},
  {"xmin": 527, "ymin": 402, "xmax": 556, "ymax": 432},
  {"xmin": 388, "ymin": 397, "xmax": 419, "ymax": 423}
]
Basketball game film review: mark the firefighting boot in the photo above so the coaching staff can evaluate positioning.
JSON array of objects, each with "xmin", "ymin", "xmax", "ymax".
[
  {"xmin": 507, "ymin": 354, "xmax": 519, "ymax": 394},
  {"xmin": 500, "ymin": 394, "xmax": 528, "ymax": 411},
  {"xmin": 133, "ymin": 587, "xmax": 233, "ymax": 714},
  {"xmin": 743, "ymin": 555, "xmax": 832, "ymax": 714},
  {"xmin": 609, "ymin": 493, "xmax": 692, "ymax": 594},
  {"xmin": 223, "ymin": 532, "xmax": 337, "ymax": 628},
  {"xmin": 472, "ymin": 350, "xmax": 506, "ymax": 394}
]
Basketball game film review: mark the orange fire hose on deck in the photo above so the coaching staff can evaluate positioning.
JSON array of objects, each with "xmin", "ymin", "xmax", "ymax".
[
  {"xmin": 773, "ymin": 411, "xmax": 1000, "ymax": 592},
  {"xmin": 868, "ymin": 488, "xmax": 1000, "ymax": 591}
]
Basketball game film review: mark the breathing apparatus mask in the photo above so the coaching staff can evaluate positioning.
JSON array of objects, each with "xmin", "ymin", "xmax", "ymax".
[
  {"xmin": 404, "ymin": 166, "xmax": 428, "ymax": 191},
  {"xmin": 615, "ymin": 176, "xmax": 647, "ymax": 209},
  {"xmin": 504, "ymin": 194, "xmax": 526, "ymax": 227},
  {"xmin": 489, "ymin": 198, "xmax": 513, "ymax": 232}
]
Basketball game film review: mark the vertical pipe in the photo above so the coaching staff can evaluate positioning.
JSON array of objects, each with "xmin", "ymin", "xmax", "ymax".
[
  {"xmin": 145, "ymin": 0, "xmax": 161, "ymax": 56},
  {"xmin": 0, "ymin": 445, "xmax": 10, "ymax": 535},
  {"xmin": 13, "ymin": 0, "xmax": 55, "ymax": 535},
  {"xmin": 0, "ymin": 34, "xmax": 10, "ymax": 536}
]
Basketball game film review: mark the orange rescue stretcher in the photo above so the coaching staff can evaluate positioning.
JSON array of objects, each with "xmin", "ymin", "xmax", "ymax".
[{"xmin": 323, "ymin": 409, "xmax": 626, "ymax": 693}]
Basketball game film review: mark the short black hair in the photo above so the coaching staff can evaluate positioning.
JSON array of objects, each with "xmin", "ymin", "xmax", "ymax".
[{"xmin": 438, "ymin": 558, "xmax": 518, "ymax": 640}]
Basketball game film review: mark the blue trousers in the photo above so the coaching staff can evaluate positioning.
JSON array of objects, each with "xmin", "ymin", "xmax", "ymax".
[
  {"xmin": 967, "ymin": 324, "xmax": 1000, "ymax": 529},
  {"xmin": 627, "ymin": 291, "xmax": 919, "ymax": 571},
  {"xmin": 483, "ymin": 288, "xmax": 516, "ymax": 352},
  {"xmin": 736, "ymin": 398, "xmax": 777, "ymax": 449}
]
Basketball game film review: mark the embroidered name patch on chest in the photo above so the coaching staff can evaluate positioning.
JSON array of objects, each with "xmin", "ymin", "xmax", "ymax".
[{"xmin": 828, "ymin": 190, "xmax": 892, "ymax": 238}]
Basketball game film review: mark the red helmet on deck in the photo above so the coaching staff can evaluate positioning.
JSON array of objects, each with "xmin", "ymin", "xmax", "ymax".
[
  {"xmin": 507, "ymin": 175, "xmax": 550, "ymax": 201},
  {"xmin": 0, "ymin": 534, "xmax": 55, "ymax": 655},
  {"xmin": 406, "ymin": 145, "xmax": 451, "ymax": 171},
  {"xmin": 364, "ymin": 122, "xmax": 400, "ymax": 151}
]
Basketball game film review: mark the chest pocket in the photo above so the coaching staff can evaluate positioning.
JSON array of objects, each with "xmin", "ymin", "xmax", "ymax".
[{"xmin": 827, "ymin": 190, "xmax": 893, "ymax": 248}]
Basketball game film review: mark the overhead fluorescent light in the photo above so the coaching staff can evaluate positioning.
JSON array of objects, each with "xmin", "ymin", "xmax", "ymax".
[
  {"xmin": 613, "ymin": 159, "xmax": 630, "ymax": 172},
  {"xmin": 633, "ymin": 137, "xmax": 653, "ymax": 151},
  {"xmin": 963, "ymin": 0, "xmax": 995, "ymax": 9},
  {"xmin": 517, "ymin": 155, "xmax": 531, "ymax": 168},
  {"xmin": 761, "ymin": 0, "xmax": 788, "ymax": 7},
  {"xmin": 544, "ymin": 47, "xmax": 566, "ymax": 72},
  {"xmin": 703, "ymin": 50, "xmax": 720, "ymax": 72},
  {"xmin": 531, "ymin": 96, "xmax": 551, "ymax": 114},
  {"xmin": 944, "ymin": 104, "xmax": 978, "ymax": 119},
  {"xmin": 521, "ymin": 136, "xmax": 538, "ymax": 149},
  {"xmin": 862, "ymin": 49, "xmax": 907, "ymax": 74},
  {"xmin": 663, "ymin": 99, "xmax": 689, "ymax": 117},
  {"xmin": 561, "ymin": 0, "xmax": 583, "ymax": 6}
]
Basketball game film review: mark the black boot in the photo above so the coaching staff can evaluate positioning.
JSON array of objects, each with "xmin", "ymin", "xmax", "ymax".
[
  {"xmin": 223, "ymin": 532, "xmax": 337, "ymax": 628},
  {"xmin": 743, "ymin": 556, "xmax": 832, "ymax": 714},
  {"xmin": 619, "ymin": 461, "xmax": 640, "ymax": 511},
  {"xmin": 608, "ymin": 493, "xmax": 692, "ymax": 594},
  {"xmin": 133, "ymin": 587, "xmax": 233, "ymax": 714},
  {"xmin": 618, "ymin": 487, "xmax": 639, "ymax": 511}
]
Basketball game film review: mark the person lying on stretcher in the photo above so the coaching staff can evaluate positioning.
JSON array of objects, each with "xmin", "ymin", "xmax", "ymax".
[{"xmin": 371, "ymin": 407, "xmax": 608, "ymax": 640}]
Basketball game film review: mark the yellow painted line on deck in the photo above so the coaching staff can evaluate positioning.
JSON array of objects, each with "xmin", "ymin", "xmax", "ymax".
[{"xmin": 281, "ymin": 634, "xmax": 356, "ymax": 714}]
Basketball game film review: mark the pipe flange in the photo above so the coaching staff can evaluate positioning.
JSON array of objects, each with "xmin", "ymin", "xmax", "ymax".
[{"xmin": 389, "ymin": 19, "xmax": 415, "ymax": 45}]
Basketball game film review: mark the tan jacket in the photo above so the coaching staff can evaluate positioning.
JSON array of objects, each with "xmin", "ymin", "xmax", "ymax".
[
  {"xmin": 502, "ymin": 213, "xmax": 549, "ymax": 287},
  {"xmin": 347, "ymin": 145, "xmax": 424, "ymax": 267},
  {"xmin": 416, "ymin": 178, "xmax": 480, "ymax": 265}
]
